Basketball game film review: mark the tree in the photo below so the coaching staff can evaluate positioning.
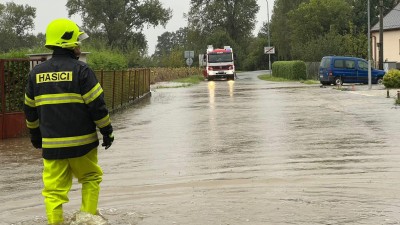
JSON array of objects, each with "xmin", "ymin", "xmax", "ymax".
[
  {"xmin": 154, "ymin": 27, "xmax": 188, "ymax": 57},
  {"xmin": 66, "ymin": 0, "xmax": 172, "ymax": 53},
  {"xmin": 258, "ymin": 21, "xmax": 269, "ymax": 38},
  {"xmin": 159, "ymin": 48, "xmax": 186, "ymax": 67},
  {"xmin": 188, "ymin": 0, "xmax": 258, "ymax": 43},
  {"xmin": 187, "ymin": 0, "xmax": 259, "ymax": 69},
  {"xmin": 288, "ymin": 0, "xmax": 352, "ymax": 47},
  {"xmin": 0, "ymin": 2, "xmax": 36, "ymax": 52},
  {"xmin": 348, "ymin": 0, "xmax": 400, "ymax": 33},
  {"xmin": 342, "ymin": 23, "xmax": 368, "ymax": 59},
  {"xmin": 205, "ymin": 29, "xmax": 237, "ymax": 50},
  {"xmin": 242, "ymin": 37, "xmax": 268, "ymax": 71},
  {"xmin": 269, "ymin": 0, "xmax": 307, "ymax": 60},
  {"xmin": 269, "ymin": 0, "xmax": 400, "ymax": 61},
  {"xmin": 292, "ymin": 30, "xmax": 346, "ymax": 62}
]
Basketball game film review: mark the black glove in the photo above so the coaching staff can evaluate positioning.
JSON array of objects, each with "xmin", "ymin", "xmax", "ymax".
[
  {"xmin": 102, "ymin": 133, "xmax": 114, "ymax": 149},
  {"xmin": 30, "ymin": 128, "xmax": 42, "ymax": 149},
  {"xmin": 100, "ymin": 124, "xmax": 114, "ymax": 149}
]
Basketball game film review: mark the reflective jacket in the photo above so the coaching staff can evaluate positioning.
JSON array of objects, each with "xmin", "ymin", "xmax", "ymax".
[{"xmin": 24, "ymin": 48, "xmax": 112, "ymax": 159}]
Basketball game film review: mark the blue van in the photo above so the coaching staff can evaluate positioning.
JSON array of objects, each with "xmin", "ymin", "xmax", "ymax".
[{"xmin": 319, "ymin": 56, "xmax": 385, "ymax": 85}]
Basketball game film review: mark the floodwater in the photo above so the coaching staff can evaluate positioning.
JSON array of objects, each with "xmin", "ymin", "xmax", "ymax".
[{"xmin": 2, "ymin": 71, "xmax": 400, "ymax": 224}]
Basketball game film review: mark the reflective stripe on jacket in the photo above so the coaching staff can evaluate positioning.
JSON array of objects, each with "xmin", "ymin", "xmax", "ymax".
[{"xmin": 24, "ymin": 48, "xmax": 111, "ymax": 159}]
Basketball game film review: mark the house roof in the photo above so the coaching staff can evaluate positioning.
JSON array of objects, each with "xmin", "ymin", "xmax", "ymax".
[{"xmin": 371, "ymin": 3, "xmax": 400, "ymax": 31}]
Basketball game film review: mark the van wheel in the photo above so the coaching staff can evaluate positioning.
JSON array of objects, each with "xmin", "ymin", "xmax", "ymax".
[
  {"xmin": 334, "ymin": 77, "xmax": 343, "ymax": 85},
  {"xmin": 376, "ymin": 77, "xmax": 383, "ymax": 85}
]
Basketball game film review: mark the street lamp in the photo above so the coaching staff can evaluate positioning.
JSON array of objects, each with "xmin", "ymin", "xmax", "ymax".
[
  {"xmin": 266, "ymin": 0, "xmax": 271, "ymax": 73},
  {"xmin": 368, "ymin": 0, "xmax": 372, "ymax": 89}
]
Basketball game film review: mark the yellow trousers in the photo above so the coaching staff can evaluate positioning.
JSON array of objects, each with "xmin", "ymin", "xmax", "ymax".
[{"xmin": 42, "ymin": 148, "xmax": 103, "ymax": 224}]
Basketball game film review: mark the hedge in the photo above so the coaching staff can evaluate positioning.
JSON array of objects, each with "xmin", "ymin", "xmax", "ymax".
[{"xmin": 272, "ymin": 60, "xmax": 307, "ymax": 80}]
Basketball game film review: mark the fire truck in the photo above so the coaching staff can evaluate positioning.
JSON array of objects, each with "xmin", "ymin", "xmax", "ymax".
[{"xmin": 201, "ymin": 45, "xmax": 236, "ymax": 81}]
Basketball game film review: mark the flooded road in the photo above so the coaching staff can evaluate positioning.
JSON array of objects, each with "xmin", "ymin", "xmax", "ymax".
[{"xmin": 2, "ymin": 71, "xmax": 400, "ymax": 224}]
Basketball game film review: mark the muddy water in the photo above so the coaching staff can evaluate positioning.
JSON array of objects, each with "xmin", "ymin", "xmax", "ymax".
[{"xmin": 2, "ymin": 71, "xmax": 400, "ymax": 224}]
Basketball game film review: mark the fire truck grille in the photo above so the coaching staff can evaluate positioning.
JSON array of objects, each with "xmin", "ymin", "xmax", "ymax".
[{"xmin": 212, "ymin": 66, "xmax": 231, "ymax": 70}]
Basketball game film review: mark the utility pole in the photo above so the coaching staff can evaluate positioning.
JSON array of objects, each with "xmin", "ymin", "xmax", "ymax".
[
  {"xmin": 368, "ymin": 0, "xmax": 372, "ymax": 89},
  {"xmin": 267, "ymin": 0, "xmax": 271, "ymax": 73},
  {"xmin": 379, "ymin": 0, "xmax": 384, "ymax": 70}
]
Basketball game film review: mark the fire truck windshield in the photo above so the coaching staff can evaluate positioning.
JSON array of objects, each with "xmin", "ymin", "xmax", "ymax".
[{"xmin": 208, "ymin": 53, "xmax": 233, "ymax": 63}]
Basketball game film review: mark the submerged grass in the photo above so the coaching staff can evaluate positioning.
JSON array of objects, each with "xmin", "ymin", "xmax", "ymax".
[
  {"xmin": 154, "ymin": 75, "xmax": 204, "ymax": 89},
  {"xmin": 258, "ymin": 74, "xmax": 319, "ymax": 84},
  {"xmin": 174, "ymin": 75, "xmax": 204, "ymax": 84}
]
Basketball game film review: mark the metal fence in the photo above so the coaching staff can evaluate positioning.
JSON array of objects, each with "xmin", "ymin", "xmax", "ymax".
[
  {"xmin": 95, "ymin": 69, "xmax": 151, "ymax": 111},
  {"xmin": 305, "ymin": 62, "xmax": 320, "ymax": 80},
  {"xmin": 0, "ymin": 58, "xmax": 151, "ymax": 139}
]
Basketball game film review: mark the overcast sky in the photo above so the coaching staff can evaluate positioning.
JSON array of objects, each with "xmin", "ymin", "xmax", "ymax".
[{"xmin": 7, "ymin": 0, "xmax": 274, "ymax": 55}]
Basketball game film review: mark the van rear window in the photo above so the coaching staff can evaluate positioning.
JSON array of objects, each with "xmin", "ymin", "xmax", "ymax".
[{"xmin": 320, "ymin": 58, "xmax": 331, "ymax": 69}]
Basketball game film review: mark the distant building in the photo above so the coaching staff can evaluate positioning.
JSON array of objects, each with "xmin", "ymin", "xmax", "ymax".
[
  {"xmin": 371, "ymin": 3, "xmax": 400, "ymax": 70},
  {"xmin": 27, "ymin": 52, "xmax": 90, "ymax": 69}
]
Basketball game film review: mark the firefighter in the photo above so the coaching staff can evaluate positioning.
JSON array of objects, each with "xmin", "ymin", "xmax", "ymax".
[{"xmin": 24, "ymin": 18, "xmax": 114, "ymax": 225}]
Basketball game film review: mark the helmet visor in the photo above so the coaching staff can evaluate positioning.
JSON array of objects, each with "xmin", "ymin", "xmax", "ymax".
[{"xmin": 78, "ymin": 33, "xmax": 89, "ymax": 42}]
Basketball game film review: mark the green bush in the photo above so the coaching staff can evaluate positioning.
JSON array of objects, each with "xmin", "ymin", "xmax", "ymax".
[
  {"xmin": 383, "ymin": 69, "xmax": 400, "ymax": 89},
  {"xmin": 1, "ymin": 47, "xmax": 129, "ymax": 71},
  {"xmin": 272, "ymin": 60, "xmax": 307, "ymax": 80},
  {"xmin": 86, "ymin": 49, "xmax": 128, "ymax": 70},
  {"xmin": 0, "ymin": 46, "xmax": 50, "ymax": 59},
  {"xmin": 0, "ymin": 50, "xmax": 28, "ymax": 58},
  {"xmin": 0, "ymin": 60, "xmax": 30, "ymax": 112}
]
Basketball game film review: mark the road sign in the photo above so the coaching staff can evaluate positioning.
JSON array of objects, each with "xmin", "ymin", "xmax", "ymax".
[
  {"xmin": 264, "ymin": 46, "xmax": 275, "ymax": 54},
  {"xmin": 184, "ymin": 51, "xmax": 195, "ymax": 59},
  {"xmin": 186, "ymin": 58, "xmax": 193, "ymax": 66}
]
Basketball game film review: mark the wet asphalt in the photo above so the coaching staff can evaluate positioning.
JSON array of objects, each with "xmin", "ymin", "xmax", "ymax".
[{"xmin": 1, "ymin": 71, "xmax": 400, "ymax": 225}]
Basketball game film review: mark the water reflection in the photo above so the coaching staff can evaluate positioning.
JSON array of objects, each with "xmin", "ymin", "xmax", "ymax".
[
  {"xmin": 4, "ymin": 72, "xmax": 400, "ymax": 224},
  {"xmin": 0, "ymin": 137, "xmax": 41, "ymax": 164},
  {"xmin": 228, "ymin": 80, "xmax": 234, "ymax": 97},
  {"xmin": 207, "ymin": 81, "xmax": 215, "ymax": 105}
]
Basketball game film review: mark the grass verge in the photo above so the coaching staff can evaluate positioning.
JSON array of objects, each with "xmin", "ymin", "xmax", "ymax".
[
  {"xmin": 258, "ymin": 74, "xmax": 319, "ymax": 84},
  {"xmin": 174, "ymin": 74, "xmax": 204, "ymax": 84},
  {"xmin": 154, "ymin": 74, "xmax": 204, "ymax": 89}
]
